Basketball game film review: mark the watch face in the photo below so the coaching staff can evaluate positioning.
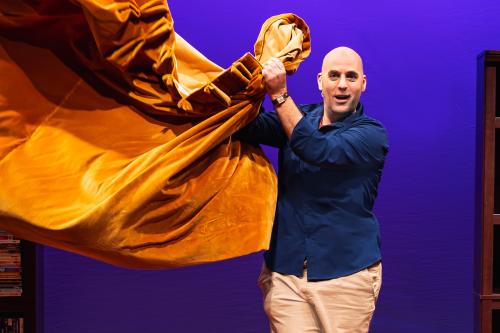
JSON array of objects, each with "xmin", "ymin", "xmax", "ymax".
[{"xmin": 273, "ymin": 93, "xmax": 288, "ymax": 105}]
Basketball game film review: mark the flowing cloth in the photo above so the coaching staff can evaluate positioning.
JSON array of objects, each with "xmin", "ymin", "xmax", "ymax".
[{"xmin": 0, "ymin": 0, "xmax": 310, "ymax": 268}]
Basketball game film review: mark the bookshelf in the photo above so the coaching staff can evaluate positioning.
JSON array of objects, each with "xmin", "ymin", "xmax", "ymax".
[
  {"xmin": 0, "ymin": 232, "xmax": 40, "ymax": 333},
  {"xmin": 476, "ymin": 50, "xmax": 500, "ymax": 333}
]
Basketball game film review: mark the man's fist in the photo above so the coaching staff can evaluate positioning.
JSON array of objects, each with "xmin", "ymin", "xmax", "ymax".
[{"xmin": 262, "ymin": 57, "xmax": 287, "ymax": 99}]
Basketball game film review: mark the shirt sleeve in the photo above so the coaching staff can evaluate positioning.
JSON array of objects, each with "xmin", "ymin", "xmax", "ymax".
[
  {"xmin": 289, "ymin": 117, "xmax": 389, "ymax": 168},
  {"xmin": 234, "ymin": 108, "xmax": 287, "ymax": 148}
]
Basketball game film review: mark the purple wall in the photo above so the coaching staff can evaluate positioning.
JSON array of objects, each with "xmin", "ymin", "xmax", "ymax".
[{"xmin": 42, "ymin": 1, "xmax": 500, "ymax": 332}]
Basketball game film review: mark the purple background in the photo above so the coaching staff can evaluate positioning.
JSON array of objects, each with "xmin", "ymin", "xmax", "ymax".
[{"xmin": 40, "ymin": 0, "xmax": 500, "ymax": 332}]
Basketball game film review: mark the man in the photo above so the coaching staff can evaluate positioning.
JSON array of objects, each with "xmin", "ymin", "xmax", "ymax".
[{"xmin": 237, "ymin": 46, "xmax": 388, "ymax": 333}]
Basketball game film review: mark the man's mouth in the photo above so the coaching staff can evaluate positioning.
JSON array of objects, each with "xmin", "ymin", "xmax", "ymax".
[{"xmin": 334, "ymin": 95, "xmax": 350, "ymax": 103}]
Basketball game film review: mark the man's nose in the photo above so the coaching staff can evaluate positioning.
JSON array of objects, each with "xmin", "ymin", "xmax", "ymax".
[{"xmin": 338, "ymin": 75, "xmax": 347, "ymax": 89}]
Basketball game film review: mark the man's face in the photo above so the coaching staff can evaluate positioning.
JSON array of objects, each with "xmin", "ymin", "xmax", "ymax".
[{"xmin": 317, "ymin": 48, "xmax": 366, "ymax": 115}]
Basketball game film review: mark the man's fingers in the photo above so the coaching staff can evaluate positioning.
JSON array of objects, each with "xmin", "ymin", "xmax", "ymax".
[
  {"xmin": 262, "ymin": 57, "xmax": 285, "ymax": 78},
  {"xmin": 264, "ymin": 58, "xmax": 281, "ymax": 69},
  {"xmin": 270, "ymin": 57, "xmax": 284, "ymax": 69}
]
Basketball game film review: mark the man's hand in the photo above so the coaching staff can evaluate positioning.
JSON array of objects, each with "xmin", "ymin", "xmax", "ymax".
[
  {"xmin": 261, "ymin": 57, "xmax": 302, "ymax": 139},
  {"xmin": 262, "ymin": 57, "xmax": 287, "ymax": 99}
]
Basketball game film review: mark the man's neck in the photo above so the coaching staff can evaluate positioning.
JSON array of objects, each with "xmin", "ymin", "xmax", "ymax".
[{"xmin": 322, "ymin": 109, "xmax": 356, "ymax": 126}]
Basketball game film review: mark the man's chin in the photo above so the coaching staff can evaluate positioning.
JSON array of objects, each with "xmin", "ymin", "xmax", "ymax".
[{"xmin": 331, "ymin": 105, "xmax": 355, "ymax": 114}]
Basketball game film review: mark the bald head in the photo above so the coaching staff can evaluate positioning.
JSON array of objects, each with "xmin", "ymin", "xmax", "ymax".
[
  {"xmin": 321, "ymin": 47, "xmax": 364, "ymax": 75},
  {"xmin": 317, "ymin": 46, "xmax": 367, "ymax": 119}
]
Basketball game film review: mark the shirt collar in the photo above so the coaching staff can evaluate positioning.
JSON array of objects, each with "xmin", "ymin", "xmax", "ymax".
[{"xmin": 308, "ymin": 102, "xmax": 364, "ymax": 128}]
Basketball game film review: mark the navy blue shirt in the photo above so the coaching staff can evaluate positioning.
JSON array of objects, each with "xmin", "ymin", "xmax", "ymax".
[{"xmin": 237, "ymin": 102, "xmax": 388, "ymax": 280}]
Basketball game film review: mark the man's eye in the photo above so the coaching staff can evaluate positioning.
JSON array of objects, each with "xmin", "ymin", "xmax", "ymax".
[
  {"xmin": 328, "ymin": 73, "xmax": 339, "ymax": 80},
  {"xmin": 346, "ymin": 74, "xmax": 358, "ymax": 81}
]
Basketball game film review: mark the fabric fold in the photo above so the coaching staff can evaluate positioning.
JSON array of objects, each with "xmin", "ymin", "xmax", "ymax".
[{"xmin": 0, "ymin": 0, "xmax": 311, "ymax": 268}]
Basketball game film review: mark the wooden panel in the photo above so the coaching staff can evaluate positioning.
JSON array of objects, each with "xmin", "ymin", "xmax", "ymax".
[
  {"xmin": 481, "ymin": 300, "xmax": 492, "ymax": 333},
  {"xmin": 482, "ymin": 65, "xmax": 496, "ymax": 296}
]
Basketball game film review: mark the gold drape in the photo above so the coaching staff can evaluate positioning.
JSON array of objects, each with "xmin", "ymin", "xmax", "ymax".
[{"xmin": 0, "ymin": 0, "xmax": 310, "ymax": 268}]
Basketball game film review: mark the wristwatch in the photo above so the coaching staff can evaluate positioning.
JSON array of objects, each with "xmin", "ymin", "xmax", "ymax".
[{"xmin": 271, "ymin": 92, "xmax": 289, "ymax": 106}]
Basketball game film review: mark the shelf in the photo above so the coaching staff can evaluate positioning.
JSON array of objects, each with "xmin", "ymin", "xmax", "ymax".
[
  {"xmin": 0, "ymin": 297, "xmax": 30, "ymax": 311},
  {"xmin": 481, "ymin": 295, "xmax": 500, "ymax": 300},
  {"xmin": 0, "ymin": 237, "xmax": 38, "ymax": 333}
]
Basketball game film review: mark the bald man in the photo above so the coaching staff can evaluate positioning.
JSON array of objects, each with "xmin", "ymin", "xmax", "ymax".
[{"xmin": 236, "ymin": 47, "xmax": 388, "ymax": 333}]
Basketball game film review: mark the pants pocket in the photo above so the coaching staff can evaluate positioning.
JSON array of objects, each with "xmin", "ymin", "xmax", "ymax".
[{"xmin": 365, "ymin": 262, "xmax": 382, "ymax": 302}]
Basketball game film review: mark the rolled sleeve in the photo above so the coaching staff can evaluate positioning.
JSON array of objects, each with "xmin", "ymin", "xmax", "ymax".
[{"xmin": 289, "ymin": 117, "xmax": 388, "ymax": 168}]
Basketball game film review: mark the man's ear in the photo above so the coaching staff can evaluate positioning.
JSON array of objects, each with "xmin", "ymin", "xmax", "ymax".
[
  {"xmin": 317, "ymin": 72, "xmax": 323, "ymax": 92},
  {"xmin": 362, "ymin": 74, "xmax": 367, "ymax": 92}
]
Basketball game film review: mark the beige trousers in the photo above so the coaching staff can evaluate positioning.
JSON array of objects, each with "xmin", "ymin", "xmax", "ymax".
[{"xmin": 258, "ymin": 262, "xmax": 382, "ymax": 333}]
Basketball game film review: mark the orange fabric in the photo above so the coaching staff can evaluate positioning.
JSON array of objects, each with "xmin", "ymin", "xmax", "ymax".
[{"xmin": 0, "ymin": 1, "xmax": 310, "ymax": 268}]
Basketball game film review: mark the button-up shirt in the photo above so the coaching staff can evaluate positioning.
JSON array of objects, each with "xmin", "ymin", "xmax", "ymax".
[{"xmin": 237, "ymin": 102, "xmax": 388, "ymax": 280}]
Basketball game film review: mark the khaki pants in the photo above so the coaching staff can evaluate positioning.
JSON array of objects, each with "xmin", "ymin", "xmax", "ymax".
[{"xmin": 258, "ymin": 262, "xmax": 382, "ymax": 333}]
